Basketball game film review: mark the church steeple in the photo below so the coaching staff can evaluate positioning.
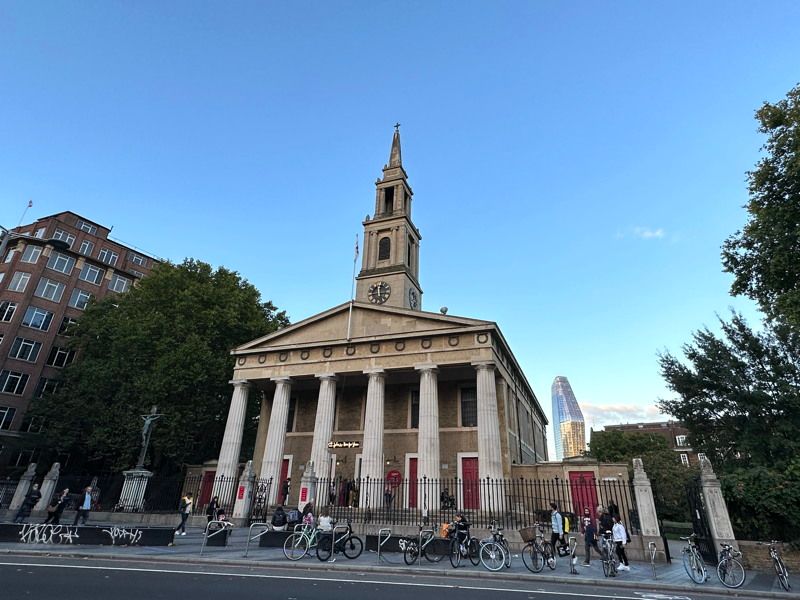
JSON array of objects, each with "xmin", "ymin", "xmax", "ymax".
[{"xmin": 355, "ymin": 127, "xmax": 423, "ymax": 311}]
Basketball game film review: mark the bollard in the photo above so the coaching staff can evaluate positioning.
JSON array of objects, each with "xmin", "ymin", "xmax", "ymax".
[{"xmin": 568, "ymin": 536, "xmax": 579, "ymax": 575}]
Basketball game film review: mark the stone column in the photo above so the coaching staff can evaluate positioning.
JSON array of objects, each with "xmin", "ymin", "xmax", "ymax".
[
  {"xmin": 34, "ymin": 462, "xmax": 60, "ymax": 512},
  {"xmin": 474, "ymin": 362, "xmax": 503, "ymax": 513},
  {"xmin": 361, "ymin": 368, "xmax": 385, "ymax": 509},
  {"xmin": 631, "ymin": 458, "xmax": 665, "ymax": 560},
  {"xmin": 416, "ymin": 363, "xmax": 440, "ymax": 514},
  {"xmin": 232, "ymin": 460, "xmax": 255, "ymax": 520},
  {"xmin": 259, "ymin": 377, "xmax": 293, "ymax": 505},
  {"xmin": 251, "ymin": 391, "xmax": 271, "ymax": 477},
  {"xmin": 215, "ymin": 380, "xmax": 251, "ymax": 483},
  {"xmin": 118, "ymin": 469, "xmax": 153, "ymax": 512},
  {"xmin": 309, "ymin": 374, "xmax": 337, "ymax": 481},
  {"xmin": 699, "ymin": 456, "xmax": 738, "ymax": 550},
  {"xmin": 9, "ymin": 463, "xmax": 37, "ymax": 510}
]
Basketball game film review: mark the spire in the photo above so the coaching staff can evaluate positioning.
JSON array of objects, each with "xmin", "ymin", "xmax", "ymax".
[{"xmin": 388, "ymin": 122, "xmax": 402, "ymax": 167}]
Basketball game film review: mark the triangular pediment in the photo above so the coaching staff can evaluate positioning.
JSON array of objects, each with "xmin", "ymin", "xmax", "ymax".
[{"xmin": 235, "ymin": 302, "xmax": 492, "ymax": 352}]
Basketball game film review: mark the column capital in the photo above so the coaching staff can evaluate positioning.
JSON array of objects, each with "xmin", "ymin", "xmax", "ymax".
[
  {"xmin": 229, "ymin": 379, "xmax": 251, "ymax": 388},
  {"xmin": 270, "ymin": 376, "xmax": 293, "ymax": 384},
  {"xmin": 363, "ymin": 368, "xmax": 385, "ymax": 378},
  {"xmin": 472, "ymin": 361, "xmax": 496, "ymax": 372},
  {"xmin": 414, "ymin": 362, "xmax": 438, "ymax": 373},
  {"xmin": 315, "ymin": 373, "xmax": 338, "ymax": 381}
]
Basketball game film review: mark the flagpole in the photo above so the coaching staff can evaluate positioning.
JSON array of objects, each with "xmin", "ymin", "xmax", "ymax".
[
  {"xmin": 17, "ymin": 199, "xmax": 33, "ymax": 227},
  {"xmin": 346, "ymin": 234, "xmax": 359, "ymax": 341}
]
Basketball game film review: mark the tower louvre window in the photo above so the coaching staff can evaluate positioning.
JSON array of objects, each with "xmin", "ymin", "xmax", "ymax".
[
  {"xmin": 383, "ymin": 187, "xmax": 394, "ymax": 214},
  {"xmin": 407, "ymin": 237, "xmax": 413, "ymax": 266},
  {"xmin": 378, "ymin": 237, "xmax": 391, "ymax": 261}
]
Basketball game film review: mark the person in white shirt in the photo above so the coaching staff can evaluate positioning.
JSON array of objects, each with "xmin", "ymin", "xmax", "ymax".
[
  {"xmin": 317, "ymin": 507, "xmax": 333, "ymax": 532},
  {"xmin": 612, "ymin": 515, "xmax": 630, "ymax": 570}
]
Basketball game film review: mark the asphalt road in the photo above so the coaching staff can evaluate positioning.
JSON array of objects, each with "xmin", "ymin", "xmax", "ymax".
[{"xmin": 0, "ymin": 556, "xmax": 742, "ymax": 600}]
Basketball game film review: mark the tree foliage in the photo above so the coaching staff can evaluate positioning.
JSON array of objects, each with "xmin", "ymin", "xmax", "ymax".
[
  {"xmin": 722, "ymin": 84, "xmax": 800, "ymax": 324},
  {"xmin": 33, "ymin": 259, "xmax": 289, "ymax": 474},
  {"xmin": 588, "ymin": 430, "xmax": 696, "ymax": 521}
]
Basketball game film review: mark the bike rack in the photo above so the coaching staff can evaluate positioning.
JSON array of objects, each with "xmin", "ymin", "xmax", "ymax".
[
  {"xmin": 327, "ymin": 524, "xmax": 349, "ymax": 563},
  {"xmin": 648, "ymin": 541, "xmax": 667, "ymax": 579},
  {"xmin": 568, "ymin": 536, "xmax": 579, "ymax": 575},
  {"xmin": 243, "ymin": 522, "xmax": 271, "ymax": 557},
  {"xmin": 200, "ymin": 520, "xmax": 233, "ymax": 556},
  {"xmin": 417, "ymin": 528, "xmax": 434, "ymax": 568},
  {"xmin": 376, "ymin": 527, "xmax": 392, "ymax": 564}
]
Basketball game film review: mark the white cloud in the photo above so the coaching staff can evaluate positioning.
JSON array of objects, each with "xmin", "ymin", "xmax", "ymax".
[
  {"xmin": 632, "ymin": 226, "xmax": 665, "ymax": 240},
  {"xmin": 581, "ymin": 402, "xmax": 670, "ymax": 431}
]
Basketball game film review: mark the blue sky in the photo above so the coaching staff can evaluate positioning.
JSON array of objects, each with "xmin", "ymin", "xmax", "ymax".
[{"xmin": 2, "ymin": 1, "xmax": 797, "ymax": 457}]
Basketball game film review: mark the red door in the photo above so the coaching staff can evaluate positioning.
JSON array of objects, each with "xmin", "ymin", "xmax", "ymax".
[
  {"xmin": 462, "ymin": 457, "xmax": 479, "ymax": 509},
  {"xmin": 279, "ymin": 459, "xmax": 290, "ymax": 504},
  {"xmin": 198, "ymin": 471, "xmax": 215, "ymax": 507},
  {"xmin": 569, "ymin": 471, "xmax": 598, "ymax": 525},
  {"xmin": 408, "ymin": 458, "xmax": 418, "ymax": 508}
]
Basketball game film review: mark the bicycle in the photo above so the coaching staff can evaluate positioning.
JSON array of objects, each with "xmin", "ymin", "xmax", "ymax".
[
  {"xmin": 521, "ymin": 523, "xmax": 552, "ymax": 573},
  {"xmin": 477, "ymin": 534, "xmax": 507, "ymax": 572},
  {"xmin": 283, "ymin": 523, "xmax": 320, "ymax": 560},
  {"xmin": 315, "ymin": 519, "xmax": 363, "ymax": 561},
  {"xmin": 600, "ymin": 530, "xmax": 618, "ymax": 578},
  {"xmin": 403, "ymin": 526, "xmax": 445, "ymax": 565},
  {"xmin": 488, "ymin": 520, "xmax": 512, "ymax": 568},
  {"xmin": 448, "ymin": 523, "xmax": 480, "ymax": 568},
  {"xmin": 716, "ymin": 543, "xmax": 745, "ymax": 588},
  {"xmin": 680, "ymin": 533, "xmax": 707, "ymax": 584},
  {"xmin": 758, "ymin": 540, "xmax": 791, "ymax": 591}
]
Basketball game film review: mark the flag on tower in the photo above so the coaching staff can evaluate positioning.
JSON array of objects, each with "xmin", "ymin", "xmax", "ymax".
[
  {"xmin": 27, "ymin": 199, "xmax": 33, "ymax": 208},
  {"xmin": 354, "ymin": 234, "xmax": 359, "ymax": 261}
]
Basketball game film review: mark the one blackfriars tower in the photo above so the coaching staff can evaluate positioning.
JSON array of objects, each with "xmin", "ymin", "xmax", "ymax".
[{"xmin": 551, "ymin": 376, "xmax": 586, "ymax": 460}]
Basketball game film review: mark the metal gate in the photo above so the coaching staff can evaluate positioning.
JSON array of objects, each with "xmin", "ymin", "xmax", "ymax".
[{"xmin": 686, "ymin": 477, "xmax": 715, "ymax": 563}]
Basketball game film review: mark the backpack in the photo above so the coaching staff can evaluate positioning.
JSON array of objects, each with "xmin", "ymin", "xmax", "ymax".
[
  {"xmin": 563, "ymin": 515, "xmax": 571, "ymax": 533},
  {"xmin": 287, "ymin": 508, "xmax": 301, "ymax": 523}
]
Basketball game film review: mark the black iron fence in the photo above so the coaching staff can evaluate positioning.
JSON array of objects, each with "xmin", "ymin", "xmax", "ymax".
[{"xmin": 0, "ymin": 477, "xmax": 18, "ymax": 509}]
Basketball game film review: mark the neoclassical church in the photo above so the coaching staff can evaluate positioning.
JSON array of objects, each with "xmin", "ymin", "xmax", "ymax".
[{"xmin": 214, "ymin": 129, "xmax": 549, "ymax": 509}]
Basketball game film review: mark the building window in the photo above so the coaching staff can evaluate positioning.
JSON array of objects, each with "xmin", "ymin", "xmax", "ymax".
[
  {"xmin": 76, "ymin": 220, "xmax": 97, "ymax": 235},
  {"xmin": 52, "ymin": 229, "xmax": 76, "ymax": 247},
  {"xmin": 697, "ymin": 452, "xmax": 707, "ymax": 464},
  {"xmin": 79, "ymin": 239, "xmax": 95, "ymax": 256},
  {"xmin": 20, "ymin": 245, "xmax": 42, "ymax": 264},
  {"xmin": 461, "ymin": 387, "xmax": 478, "ymax": 427},
  {"xmin": 0, "ymin": 301, "xmax": 17, "ymax": 322},
  {"xmin": 34, "ymin": 377, "xmax": 60, "ymax": 398},
  {"xmin": 286, "ymin": 397, "xmax": 297, "ymax": 432},
  {"xmin": 68, "ymin": 288, "xmax": 93, "ymax": 310},
  {"xmin": 131, "ymin": 269, "xmax": 144, "ymax": 278},
  {"xmin": 8, "ymin": 271, "xmax": 32, "ymax": 293},
  {"xmin": 3, "ymin": 248, "xmax": 16, "ymax": 263},
  {"xmin": 409, "ymin": 390, "xmax": 420, "ymax": 428},
  {"xmin": 680, "ymin": 453, "xmax": 690, "ymax": 467},
  {"xmin": 0, "ymin": 406, "xmax": 16, "ymax": 430},
  {"xmin": 46, "ymin": 346, "xmax": 75, "ymax": 368},
  {"xmin": 9, "ymin": 337, "xmax": 43, "ymax": 362},
  {"xmin": 47, "ymin": 251, "xmax": 76, "ymax": 275},
  {"xmin": 58, "ymin": 316, "xmax": 78, "ymax": 336},
  {"xmin": 22, "ymin": 306, "xmax": 54, "ymax": 331},
  {"xmin": 98, "ymin": 248, "xmax": 118, "ymax": 266},
  {"xmin": 21, "ymin": 414, "xmax": 45, "ymax": 434},
  {"xmin": 79, "ymin": 263, "xmax": 105, "ymax": 285},
  {"xmin": 129, "ymin": 252, "xmax": 146, "ymax": 267},
  {"xmin": 0, "ymin": 370, "xmax": 29, "ymax": 395},
  {"xmin": 108, "ymin": 274, "xmax": 131, "ymax": 293},
  {"xmin": 378, "ymin": 237, "xmax": 391, "ymax": 261},
  {"xmin": 675, "ymin": 435, "xmax": 687, "ymax": 447},
  {"xmin": 9, "ymin": 448, "xmax": 37, "ymax": 467},
  {"xmin": 34, "ymin": 278, "xmax": 66, "ymax": 302},
  {"xmin": 34, "ymin": 227, "xmax": 46, "ymax": 239}
]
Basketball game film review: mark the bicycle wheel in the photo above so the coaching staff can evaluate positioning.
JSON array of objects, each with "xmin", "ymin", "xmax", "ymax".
[
  {"xmin": 449, "ymin": 538, "xmax": 462, "ymax": 568},
  {"xmin": 468, "ymin": 538, "xmax": 480, "ymax": 566},
  {"xmin": 717, "ymin": 558, "xmax": 745, "ymax": 588},
  {"xmin": 316, "ymin": 534, "xmax": 332, "ymax": 561},
  {"xmin": 602, "ymin": 548, "xmax": 611, "ymax": 578},
  {"xmin": 543, "ymin": 542, "xmax": 556, "ymax": 570},
  {"xmin": 343, "ymin": 535, "xmax": 363, "ymax": 559},
  {"xmin": 480, "ymin": 542, "xmax": 506, "ymax": 572},
  {"xmin": 775, "ymin": 557, "xmax": 791, "ymax": 591},
  {"xmin": 283, "ymin": 533, "xmax": 309, "ymax": 561},
  {"xmin": 423, "ymin": 540, "xmax": 445, "ymax": 563},
  {"xmin": 403, "ymin": 540, "xmax": 419, "ymax": 565},
  {"xmin": 683, "ymin": 550, "xmax": 706, "ymax": 584},
  {"xmin": 501, "ymin": 539, "xmax": 511, "ymax": 568}
]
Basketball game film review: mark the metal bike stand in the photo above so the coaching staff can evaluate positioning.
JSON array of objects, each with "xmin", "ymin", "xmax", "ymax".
[
  {"xmin": 243, "ymin": 522, "xmax": 271, "ymax": 557},
  {"xmin": 328, "ymin": 524, "xmax": 349, "ymax": 563},
  {"xmin": 568, "ymin": 536, "xmax": 578, "ymax": 575},
  {"xmin": 377, "ymin": 528, "xmax": 392, "ymax": 564},
  {"xmin": 200, "ymin": 520, "xmax": 231, "ymax": 556},
  {"xmin": 417, "ymin": 529, "xmax": 434, "ymax": 568},
  {"xmin": 648, "ymin": 541, "xmax": 666, "ymax": 579}
]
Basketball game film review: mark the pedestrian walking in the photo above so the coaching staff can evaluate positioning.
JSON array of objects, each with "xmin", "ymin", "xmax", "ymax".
[
  {"xmin": 612, "ymin": 515, "xmax": 630, "ymax": 570},
  {"xmin": 550, "ymin": 502, "xmax": 566, "ymax": 554},
  {"xmin": 581, "ymin": 517, "xmax": 602, "ymax": 566},
  {"xmin": 43, "ymin": 488, "xmax": 70, "ymax": 525},
  {"xmin": 175, "ymin": 492, "xmax": 193, "ymax": 535},
  {"xmin": 281, "ymin": 478, "xmax": 291, "ymax": 505},
  {"xmin": 72, "ymin": 486, "xmax": 93, "ymax": 526},
  {"xmin": 206, "ymin": 496, "xmax": 219, "ymax": 523},
  {"xmin": 14, "ymin": 483, "xmax": 42, "ymax": 523}
]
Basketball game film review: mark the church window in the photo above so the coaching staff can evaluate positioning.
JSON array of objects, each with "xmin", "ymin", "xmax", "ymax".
[
  {"xmin": 378, "ymin": 237, "xmax": 391, "ymax": 261},
  {"xmin": 460, "ymin": 387, "xmax": 478, "ymax": 427},
  {"xmin": 383, "ymin": 187, "xmax": 394, "ymax": 214},
  {"xmin": 409, "ymin": 390, "xmax": 419, "ymax": 428}
]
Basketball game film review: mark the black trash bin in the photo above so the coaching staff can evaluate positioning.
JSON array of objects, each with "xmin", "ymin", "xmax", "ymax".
[{"xmin": 206, "ymin": 527, "xmax": 231, "ymax": 546}]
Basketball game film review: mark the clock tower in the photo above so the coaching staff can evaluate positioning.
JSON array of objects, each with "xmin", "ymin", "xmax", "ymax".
[{"xmin": 355, "ymin": 126, "xmax": 423, "ymax": 310}]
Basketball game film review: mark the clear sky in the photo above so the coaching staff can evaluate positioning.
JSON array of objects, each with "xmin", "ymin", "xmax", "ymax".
[{"xmin": 2, "ymin": 1, "xmax": 797, "ymax": 458}]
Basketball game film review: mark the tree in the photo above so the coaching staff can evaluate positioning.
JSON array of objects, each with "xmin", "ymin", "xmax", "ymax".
[
  {"xmin": 588, "ymin": 430, "xmax": 696, "ymax": 521},
  {"xmin": 722, "ymin": 83, "xmax": 800, "ymax": 324},
  {"xmin": 32, "ymin": 259, "xmax": 289, "ymax": 474}
]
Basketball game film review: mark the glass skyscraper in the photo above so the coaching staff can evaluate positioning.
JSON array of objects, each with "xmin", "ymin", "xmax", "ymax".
[{"xmin": 551, "ymin": 376, "xmax": 586, "ymax": 460}]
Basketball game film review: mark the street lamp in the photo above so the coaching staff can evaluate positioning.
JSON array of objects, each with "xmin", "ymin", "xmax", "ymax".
[{"xmin": 0, "ymin": 225, "xmax": 71, "ymax": 260}]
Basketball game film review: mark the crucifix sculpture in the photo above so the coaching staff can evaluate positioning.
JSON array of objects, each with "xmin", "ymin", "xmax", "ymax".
[{"xmin": 136, "ymin": 405, "xmax": 163, "ymax": 469}]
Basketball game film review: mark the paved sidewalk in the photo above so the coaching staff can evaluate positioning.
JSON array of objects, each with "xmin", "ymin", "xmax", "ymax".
[{"xmin": 0, "ymin": 524, "xmax": 795, "ymax": 598}]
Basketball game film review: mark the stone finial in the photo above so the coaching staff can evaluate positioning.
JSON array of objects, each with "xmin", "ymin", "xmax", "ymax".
[
  {"xmin": 44, "ymin": 462, "xmax": 61, "ymax": 479},
  {"xmin": 633, "ymin": 458, "xmax": 644, "ymax": 472},
  {"xmin": 240, "ymin": 460, "xmax": 254, "ymax": 480},
  {"xmin": 22, "ymin": 462, "xmax": 37, "ymax": 478},
  {"xmin": 700, "ymin": 454, "xmax": 714, "ymax": 475}
]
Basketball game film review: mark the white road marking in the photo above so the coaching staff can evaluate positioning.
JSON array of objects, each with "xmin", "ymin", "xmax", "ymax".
[{"xmin": 0, "ymin": 560, "xmax": 686, "ymax": 599}]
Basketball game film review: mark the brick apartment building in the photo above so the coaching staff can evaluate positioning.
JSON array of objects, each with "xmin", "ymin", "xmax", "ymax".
[
  {"xmin": 0, "ymin": 211, "xmax": 157, "ymax": 473},
  {"xmin": 600, "ymin": 420, "xmax": 703, "ymax": 467}
]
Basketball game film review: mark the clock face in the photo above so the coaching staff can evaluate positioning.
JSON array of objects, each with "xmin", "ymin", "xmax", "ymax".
[
  {"xmin": 368, "ymin": 281, "xmax": 391, "ymax": 304},
  {"xmin": 408, "ymin": 289, "xmax": 418, "ymax": 309}
]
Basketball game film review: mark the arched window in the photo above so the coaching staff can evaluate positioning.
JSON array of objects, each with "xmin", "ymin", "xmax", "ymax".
[{"xmin": 378, "ymin": 237, "xmax": 391, "ymax": 261}]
